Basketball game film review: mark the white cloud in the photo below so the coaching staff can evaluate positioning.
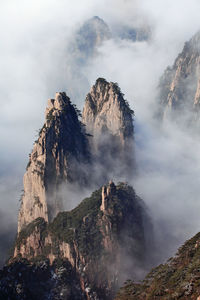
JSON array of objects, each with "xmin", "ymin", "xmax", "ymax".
[{"xmin": 1, "ymin": 0, "xmax": 200, "ymax": 266}]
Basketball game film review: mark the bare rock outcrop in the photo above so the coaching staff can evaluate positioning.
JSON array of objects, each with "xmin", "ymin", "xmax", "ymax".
[
  {"xmin": 18, "ymin": 79, "xmax": 135, "ymax": 233},
  {"xmin": 158, "ymin": 31, "xmax": 200, "ymax": 124},
  {"xmin": 11, "ymin": 80, "xmax": 144, "ymax": 299},
  {"xmin": 82, "ymin": 78, "xmax": 135, "ymax": 181},
  {"xmin": 18, "ymin": 92, "xmax": 90, "ymax": 232}
]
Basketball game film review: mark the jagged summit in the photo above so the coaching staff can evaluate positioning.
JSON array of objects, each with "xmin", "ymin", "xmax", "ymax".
[
  {"xmin": 158, "ymin": 30, "xmax": 200, "ymax": 124},
  {"xmin": 45, "ymin": 92, "xmax": 71, "ymax": 120},
  {"xmin": 82, "ymin": 78, "xmax": 135, "ymax": 180},
  {"xmin": 83, "ymin": 78, "xmax": 134, "ymax": 137},
  {"xmin": 18, "ymin": 80, "xmax": 135, "ymax": 233},
  {"xmin": 18, "ymin": 92, "xmax": 90, "ymax": 232}
]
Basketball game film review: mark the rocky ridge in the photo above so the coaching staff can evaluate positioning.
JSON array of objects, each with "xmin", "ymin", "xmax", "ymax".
[
  {"xmin": 10, "ymin": 182, "xmax": 152, "ymax": 299},
  {"xmin": 158, "ymin": 31, "xmax": 200, "ymax": 124}
]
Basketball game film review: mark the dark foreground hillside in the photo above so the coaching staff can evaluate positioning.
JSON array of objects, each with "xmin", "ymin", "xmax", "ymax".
[{"xmin": 115, "ymin": 232, "xmax": 200, "ymax": 300}]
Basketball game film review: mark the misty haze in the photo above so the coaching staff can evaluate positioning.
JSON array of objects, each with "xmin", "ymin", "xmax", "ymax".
[{"xmin": 1, "ymin": 0, "xmax": 200, "ymax": 299}]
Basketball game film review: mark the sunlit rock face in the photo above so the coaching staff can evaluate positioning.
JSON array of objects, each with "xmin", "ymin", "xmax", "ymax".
[
  {"xmin": 158, "ymin": 31, "xmax": 200, "ymax": 125},
  {"xmin": 18, "ymin": 92, "xmax": 90, "ymax": 232},
  {"xmin": 18, "ymin": 78, "xmax": 135, "ymax": 233},
  {"xmin": 82, "ymin": 78, "xmax": 135, "ymax": 181}
]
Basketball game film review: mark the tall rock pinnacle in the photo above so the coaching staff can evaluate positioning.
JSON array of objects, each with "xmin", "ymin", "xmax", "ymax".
[
  {"xmin": 18, "ymin": 92, "xmax": 90, "ymax": 232},
  {"xmin": 18, "ymin": 79, "xmax": 135, "ymax": 233},
  {"xmin": 4, "ymin": 82, "xmax": 153, "ymax": 300},
  {"xmin": 82, "ymin": 78, "xmax": 135, "ymax": 180}
]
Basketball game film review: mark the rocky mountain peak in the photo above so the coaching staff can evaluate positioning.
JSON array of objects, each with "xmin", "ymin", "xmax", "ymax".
[
  {"xmin": 12, "ymin": 80, "xmax": 140, "ymax": 299},
  {"xmin": 73, "ymin": 16, "xmax": 111, "ymax": 66},
  {"xmin": 83, "ymin": 78, "xmax": 134, "ymax": 137},
  {"xmin": 82, "ymin": 78, "xmax": 135, "ymax": 180},
  {"xmin": 45, "ymin": 92, "xmax": 70, "ymax": 116},
  {"xmin": 18, "ymin": 80, "xmax": 135, "ymax": 233},
  {"xmin": 18, "ymin": 92, "xmax": 90, "ymax": 232},
  {"xmin": 158, "ymin": 30, "xmax": 200, "ymax": 124},
  {"xmin": 78, "ymin": 16, "xmax": 111, "ymax": 47}
]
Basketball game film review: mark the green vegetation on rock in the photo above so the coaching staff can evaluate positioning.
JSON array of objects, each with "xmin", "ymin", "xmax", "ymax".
[
  {"xmin": 16, "ymin": 218, "xmax": 47, "ymax": 251},
  {"xmin": 115, "ymin": 231, "xmax": 200, "ymax": 300}
]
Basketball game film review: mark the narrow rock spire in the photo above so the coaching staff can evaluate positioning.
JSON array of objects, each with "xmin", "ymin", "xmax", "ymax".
[{"xmin": 18, "ymin": 92, "xmax": 90, "ymax": 232}]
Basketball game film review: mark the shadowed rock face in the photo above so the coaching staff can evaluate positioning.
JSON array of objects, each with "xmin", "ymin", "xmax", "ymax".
[
  {"xmin": 158, "ymin": 31, "xmax": 200, "ymax": 125},
  {"xmin": 0, "ymin": 259, "xmax": 86, "ymax": 300},
  {"xmin": 73, "ymin": 16, "xmax": 111, "ymax": 64},
  {"xmin": 18, "ymin": 92, "xmax": 90, "ymax": 232},
  {"xmin": 82, "ymin": 78, "xmax": 135, "ymax": 182},
  {"xmin": 12, "ymin": 182, "xmax": 153, "ymax": 300}
]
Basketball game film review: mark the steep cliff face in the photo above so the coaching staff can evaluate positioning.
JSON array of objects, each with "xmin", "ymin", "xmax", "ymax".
[
  {"xmin": 82, "ymin": 78, "xmax": 135, "ymax": 180},
  {"xmin": 18, "ymin": 79, "xmax": 135, "ymax": 234},
  {"xmin": 12, "ymin": 182, "xmax": 152, "ymax": 300},
  {"xmin": 115, "ymin": 231, "xmax": 200, "ymax": 300},
  {"xmin": 9, "ymin": 79, "xmax": 148, "ymax": 299},
  {"xmin": 158, "ymin": 31, "xmax": 200, "ymax": 124},
  {"xmin": 18, "ymin": 92, "xmax": 90, "ymax": 232}
]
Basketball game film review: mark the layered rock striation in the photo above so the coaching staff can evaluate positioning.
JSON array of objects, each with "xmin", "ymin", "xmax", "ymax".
[
  {"xmin": 18, "ymin": 92, "xmax": 90, "ymax": 232},
  {"xmin": 82, "ymin": 78, "xmax": 135, "ymax": 181},
  {"xmin": 158, "ymin": 31, "xmax": 200, "ymax": 124}
]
